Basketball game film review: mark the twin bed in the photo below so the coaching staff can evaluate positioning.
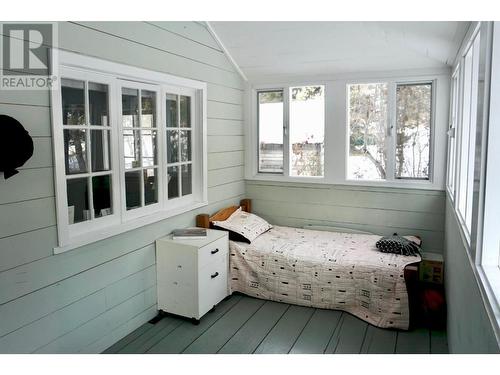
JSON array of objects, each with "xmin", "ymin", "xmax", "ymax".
[{"xmin": 196, "ymin": 199, "xmax": 421, "ymax": 330}]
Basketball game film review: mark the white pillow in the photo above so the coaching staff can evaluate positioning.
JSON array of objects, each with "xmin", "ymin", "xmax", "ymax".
[{"xmin": 212, "ymin": 207, "xmax": 272, "ymax": 243}]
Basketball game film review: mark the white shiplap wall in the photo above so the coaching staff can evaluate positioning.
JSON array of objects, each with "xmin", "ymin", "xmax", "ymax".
[
  {"xmin": 0, "ymin": 21, "xmax": 244, "ymax": 353},
  {"xmin": 246, "ymin": 181, "xmax": 445, "ymax": 254}
]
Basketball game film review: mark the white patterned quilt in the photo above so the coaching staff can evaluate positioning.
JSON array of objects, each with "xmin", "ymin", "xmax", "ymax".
[{"xmin": 229, "ymin": 226, "xmax": 421, "ymax": 330}]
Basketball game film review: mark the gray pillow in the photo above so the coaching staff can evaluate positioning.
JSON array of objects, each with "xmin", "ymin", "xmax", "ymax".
[{"xmin": 212, "ymin": 208, "xmax": 272, "ymax": 243}]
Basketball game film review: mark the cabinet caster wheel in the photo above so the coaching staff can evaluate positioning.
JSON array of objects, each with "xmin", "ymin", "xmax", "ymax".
[
  {"xmin": 148, "ymin": 310, "xmax": 165, "ymax": 325},
  {"xmin": 191, "ymin": 318, "xmax": 200, "ymax": 325}
]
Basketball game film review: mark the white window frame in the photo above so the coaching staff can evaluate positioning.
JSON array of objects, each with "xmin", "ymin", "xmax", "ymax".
[
  {"xmin": 51, "ymin": 51, "xmax": 208, "ymax": 254},
  {"xmin": 247, "ymin": 74, "xmax": 448, "ymax": 191},
  {"xmin": 455, "ymin": 26, "xmax": 482, "ymax": 242},
  {"xmin": 345, "ymin": 80, "xmax": 435, "ymax": 184},
  {"xmin": 57, "ymin": 68, "xmax": 122, "ymax": 243},
  {"xmin": 446, "ymin": 64, "xmax": 461, "ymax": 200}
]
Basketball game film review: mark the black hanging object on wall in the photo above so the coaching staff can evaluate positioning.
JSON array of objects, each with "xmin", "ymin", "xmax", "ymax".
[{"xmin": 0, "ymin": 115, "xmax": 34, "ymax": 179}]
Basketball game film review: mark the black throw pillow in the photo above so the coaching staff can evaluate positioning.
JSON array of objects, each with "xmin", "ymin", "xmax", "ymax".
[{"xmin": 376, "ymin": 233, "xmax": 421, "ymax": 256}]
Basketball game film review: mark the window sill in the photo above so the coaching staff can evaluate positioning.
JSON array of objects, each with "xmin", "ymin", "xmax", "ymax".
[
  {"xmin": 53, "ymin": 200, "xmax": 208, "ymax": 255},
  {"xmin": 247, "ymin": 174, "xmax": 444, "ymax": 191}
]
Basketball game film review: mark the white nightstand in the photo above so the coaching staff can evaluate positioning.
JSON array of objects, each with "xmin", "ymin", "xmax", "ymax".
[{"xmin": 155, "ymin": 228, "xmax": 229, "ymax": 324}]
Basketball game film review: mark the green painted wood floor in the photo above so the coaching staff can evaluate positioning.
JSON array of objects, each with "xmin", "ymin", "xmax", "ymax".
[{"xmin": 103, "ymin": 294, "xmax": 448, "ymax": 354}]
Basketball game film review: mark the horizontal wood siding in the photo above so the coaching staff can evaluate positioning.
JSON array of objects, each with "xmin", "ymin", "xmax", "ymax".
[
  {"xmin": 0, "ymin": 21, "xmax": 244, "ymax": 353},
  {"xmin": 246, "ymin": 181, "xmax": 445, "ymax": 254}
]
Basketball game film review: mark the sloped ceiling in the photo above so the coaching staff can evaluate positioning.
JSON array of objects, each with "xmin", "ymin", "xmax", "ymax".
[{"xmin": 210, "ymin": 21, "xmax": 470, "ymax": 82}]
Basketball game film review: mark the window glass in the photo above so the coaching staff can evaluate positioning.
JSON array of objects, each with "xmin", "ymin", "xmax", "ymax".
[
  {"xmin": 125, "ymin": 171, "xmax": 141, "ymax": 210},
  {"xmin": 91, "ymin": 130, "xmax": 111, "ymax": 172},
  {"xmin": 180, "ymin": 95, "xmax": 191, "ymax": 128},
  {"xmin": 67, "ymin": 178, "xmax": 89, "ymax": 223},
  {"xmin": 123, "ymin": 129, "xmax": 140, "ymax": 169},
  {"xmin": 347, "ymin": 83, "xmax": 388, "ymax": 180},
  {"xmin": 167, "ymin": 166, "xmax": 179, "ymax": 199},
  {"xmin": 64, "ymin": 129, "xmax": 87, "ymax": 175},
  {"xmin": 457, "ymin": 33, "xmax": 481, "ymax": 235},
  {"xmin": 89, "ymin": 82, "xmax": 109, "ymax": 126},
  {"xmin": 258, "ymin": 90, "xmax": 284, "ymax": 173},
  {"xmin": 180, "ymin": 130, "xmax": 192, "ymax": 162},
  {"xmin": 395, "ymin": 83, "xmax": 432, "ymax": 179},
  {"xmin": 166, "ymin": 92, "xmax": 193, "ymax": 199},
  {"xmin": 62, "ymin": 79, "xmax": 85, "ymax": 126},
  {"xmin": 122, "ymin": 88, "xmax": 139, "ymax": 128},
  {"xmin": 289, "ymin": 86, "xmax": 325, "ymax": 177},
  {"xmin": 92, "ymin": 175, "xmax": 112, "ymax": 218},
  {"xmin": 167, "ymin": 130, "xmax": 179, "ymax": 163},
  {"xmin": 182, "ymin": 164, "xmax": 192, "ymax": 196},
  {"xmin": 141, "ymin": 90, "xmax": 156, "ymax": 128},
  {"xmin": 141, "ymin": 130, "xmax": 157, "ymax": 167},
  {"xmin": 144, "ymin": 168, "xmax": 158, "ymax": 205},
  {"xmin": 166, "ymin": 94, "xmax": 178, "ymax": 127}
]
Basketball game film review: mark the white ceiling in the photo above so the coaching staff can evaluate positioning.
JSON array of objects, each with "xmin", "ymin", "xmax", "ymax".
[{"xmin": 210, "ymin": 21, "xmax": 470, "ymax": 83}]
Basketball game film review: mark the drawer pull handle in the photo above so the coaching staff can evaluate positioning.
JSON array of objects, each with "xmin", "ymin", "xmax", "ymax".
[
  {"xmin": 211, "ymin": 272, "xmax": 219, "ymax": 279},
  {"xmin": 211, "ymin": 248, "xmax": 219, "ymax": 255}
]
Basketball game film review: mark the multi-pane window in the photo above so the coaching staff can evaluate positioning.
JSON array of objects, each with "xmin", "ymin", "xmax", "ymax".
[
  {"xmin": 257, "ymin": 86, "xmax": 325, "ymax": 177},
  {"xmin": 61, "ymin": 78, "xmax": 114, "ymax": 225},
  {"xmin": 347, "ymin": 81, "xmax": 432, "ymax": 181},
  {"xmin": 54, "ymin": 57, "xmax": 206, "ymax": 250},
  {"xmin": 121, "ymin": 86, "xmax": 159, "ymax": 212},
  {"xmin": 166, "ymin": 93, "xmax": 193, "ymax": 199}
]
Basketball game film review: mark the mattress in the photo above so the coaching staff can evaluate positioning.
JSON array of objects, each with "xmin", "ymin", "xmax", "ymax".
[{"xmin": 229, "ymin": 226, "xmax": 421, "ymax": 330}]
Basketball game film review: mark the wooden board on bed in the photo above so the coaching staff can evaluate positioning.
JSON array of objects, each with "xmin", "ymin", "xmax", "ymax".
[{"xmin": 196, "ymin": 199, "xmax": 251, "ymax": 229}]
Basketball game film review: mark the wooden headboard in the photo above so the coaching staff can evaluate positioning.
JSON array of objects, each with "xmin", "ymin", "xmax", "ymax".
[{"xmin": 196, "ymin": 199, "xmax": 251, "ymax": 229}]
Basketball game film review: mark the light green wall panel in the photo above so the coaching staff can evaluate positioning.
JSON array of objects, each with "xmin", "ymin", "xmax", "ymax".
[
  {"xmin": 147, "ymin": 22, "xmax": 222, "ymax": 51},
  {"xmin": 208, "ymin": 151, "xmax": 244, "ymax": 171},
  {"xmin": 444, "ymin": 199, "xmax": 499, "ymax": 353},
  {"xmin": 0, "ymin": 103, "xmax": 51, "ymax": 137},
  {"xmin": 72, "ymin": 22, "xmax": 235, "ymax": 72},
  {"xmin": 207, "ymin": 135, "xmax": 244, "ymax": 153},
  {"xmin": 207, "ymin": 119, "xmax": 244, "ymax": 136},
  {"xmin": 246, "ymin": 181, "xmax": 446, "ymax": 254},
  {"xmin": 58, "ymin": 22, "xmax": 243, "ymax": 90}
]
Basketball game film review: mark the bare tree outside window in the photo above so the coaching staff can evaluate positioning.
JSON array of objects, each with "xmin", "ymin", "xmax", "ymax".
[
  {"xmin": 395, "ymin": 83, "xmax": 432, "ymax": 179},
  {"xmin": 290, "ymin": 85, "xmax": 324, "ymax": 177},
  {"xmin": 348, "ymin": 83, "xmax": 388, "ymax": 180}
]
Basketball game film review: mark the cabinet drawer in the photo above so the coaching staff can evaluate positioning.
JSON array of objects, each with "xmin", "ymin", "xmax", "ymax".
[
  {"xmin": 198, "ymin": 236, "xmax": 228, "ymax": 267},
  {"xmin": 198, "ymin": 256, "xmax": 228, "ymax": 317}
]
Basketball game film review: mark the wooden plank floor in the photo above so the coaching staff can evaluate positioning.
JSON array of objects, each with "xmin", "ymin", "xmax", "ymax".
[{"xmin": 103, "ymin": 294, "xmax": 448, "ymax": 354}]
